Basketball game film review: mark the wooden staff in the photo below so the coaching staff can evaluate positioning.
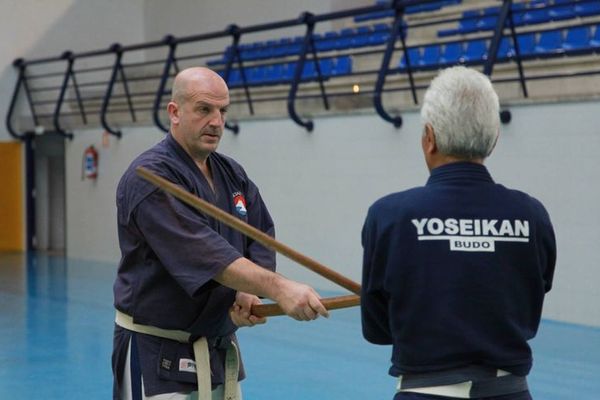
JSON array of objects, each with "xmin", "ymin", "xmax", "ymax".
[
  {"xmin": 136, "ymin": 166, "xmax": 361, "ymax": 295},
  {"xmin": 252, "ymin": 294, "xmax": 360, "ymax": 317}
]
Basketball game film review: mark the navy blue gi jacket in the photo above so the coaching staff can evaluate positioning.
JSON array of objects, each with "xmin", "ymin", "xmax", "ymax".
[
  {"xmin": 113, "ymin": 134, "xmax": 275, "ymax": 396},
  {"xmin": 361, "ymin": 162, "xmax": 556, "ymax": 378}
]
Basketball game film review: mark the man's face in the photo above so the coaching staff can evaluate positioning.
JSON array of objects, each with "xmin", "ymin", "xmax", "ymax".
[{"xmin": 170, "ymin": 78, "xmax": 229, "ymax": 161}]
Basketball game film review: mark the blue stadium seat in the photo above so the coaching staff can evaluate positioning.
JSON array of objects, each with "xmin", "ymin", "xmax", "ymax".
[
  {"xmin": 477, "ymin": 12, "xmax": 497, "ymax": 31},
  {"xmin": 479, "ymin": 5, "xmax": 500, "ymax": 31},
  {"xmin": 272, "ymin": 39, "xmax": 290, "ymax": 57},
  {"xmin": 438, "ymin": 27, "xmax": 458, "ymax": 37},
  {"xmin": 240, "ymin": 43, "xmax": 259, "ymax": 61},
  {"xmin": 464, "ymin": 39, "xmax": 488, "ymax": 63},
  {"xmin": 310, "ymin": 33, "xmax": 322, "ymax": 52},
  {"xmin": 283, "ymin": 63, "xmax": 296, "ymax": 81},
  {"xmin": 483, "ymin": 5, "xmax": 500, "ymax": 14},
  {"xmin": 591, "ymin": 25, "xmax": 600, "ymax": 49},
  {"xmin": 264, "ymin": 64, "xmax": 284, "ymax": 83},
  {"xmin": 406, "ymin": 1, "xmax": 442, "ymax": 14},
  {"xmin": 354, "ymin": 0, "xmax": 389, "ymax": 22},
  {"xmin": 420, "ymin": 45, "xmax": 441, "ymax": 68},
  {"xmin": 223, "ymin": 69, "xmax": 242, "ymax": 87},
  {"xmin": 301, "ymin": 61, "xmax": 316, "ymax": 80},
  {"xmin": 534, "ymin": 30, "xmax": 564, "ymax": 55},
  {"xmin": 286, "ymin": 37, "xmax": 303, "ymax": 56},
  {"xmin": 495, "ymin": 37, "xmax": 512, "ymax": 60},
  {"xmin": 439, "ymin": 10, "xmax": 481, "ymax": 37},
  {"xmin": 369, "ymin": 23, "xmax": 390, "ymax": 45},
  {"xmin": 321, "ymin": 32, "xmax": 340, "ymax": 52},
  {"xmin": 354, "ymin": 3, "xmax": 394, "ymax": 23},
  {"xmin": 507, "ymin": 33, "xmax": 537, "ymax": 58},
  {"xmin": 337, "ymin": 28, "xmax": 355, "ymax": 50},
  {"xmin": 399, "ymin": 47, "xmax": 422, "ymax": 70},
  {"xmin": 523, "ymin": 8, "xmax": 551, "ymax": 25},
  {"xmin": 510, "ymin": 3, "xmax": 527, "ymax": 26},
  {"xmin": 563, "ymin": 26, "xmax": 592, "ymax": 53},
  {"xmin": 256, "ymin": 43, "xmax": 274, "ymax": 60},
  {"xmin": 440, "ymin": 42, "xmax": 464, "ymax": 65},
  {"xmin": 353, "ymin": 26, "xmax": 372, "ymax": 47},
  {"xmin": 456, "ymin": 10, "xmax": 481, "ymax": 34},
  {"xmin": 575, "ymin": 1, "xmax": 600, "ymax": 17},
  {"xmin": 318, "ymin": 58, "xmax": 334, "ymax": 77},
  {"xmin": 207, "ymin": 46, "xmax": 237, "ymax": 66},
  {"xmin": 549, "ymin": 3, "xmax": 576, "ymax": 21},
  {"xmin": 249, "ymin": 66, "xmax": 267, "ymax": 84},
  {"xmin": 331, "ymin": 56, "xmax": 352, "ymax": 76},
  {"xmin": 529, "ymin": 0, "xmax": 549, "ymax": 7}
]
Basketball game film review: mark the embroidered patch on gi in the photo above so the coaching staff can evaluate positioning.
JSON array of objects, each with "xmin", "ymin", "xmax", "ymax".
[
  {"xmin": 161, "ymin": 358, "xmax": 173, "ymax": 371},
  {"xmin": 179, "ymin": 358, "xmax": 197, "ymax": 373},
  {"xmin": 232, "ymin": 192, "xmax": 247, "ymax": 216}
]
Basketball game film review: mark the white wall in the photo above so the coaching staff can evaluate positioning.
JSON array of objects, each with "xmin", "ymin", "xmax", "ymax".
[
  {"xmin": 0, "ymin": 0, "xmax": 145, "ymax": 141},
  {"xmin": 64, "ymin": 100, "xmax": 600, "ymax": 327},
  {"xmin": 486, "ymin": 101, "xmax": 600, "ymax": 328},
  {"xmin": 65, "ymin": 128, "xmax": 164, "ymax": 262}
]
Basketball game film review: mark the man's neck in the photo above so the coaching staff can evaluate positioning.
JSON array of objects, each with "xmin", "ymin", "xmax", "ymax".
[
  {"xmin": 196, "ymin": 158, "xmax": 215, "ymax": 192},
  {"xmin": 427, "ymin": 155, "xmax": 484, "ymax": 171}
]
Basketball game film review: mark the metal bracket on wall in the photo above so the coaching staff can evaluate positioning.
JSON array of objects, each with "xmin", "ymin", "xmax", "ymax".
[
  {"xmin": 287, "ymin": 12, "xmax": 317, "ymax": 132},
  {"xmin": 373, "ymin": 0, "xmax": 408, "ymax": 129}
]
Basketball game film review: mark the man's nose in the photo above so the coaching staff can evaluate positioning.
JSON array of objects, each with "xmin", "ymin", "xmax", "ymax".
[{"xmin": 209, "ymin": 110, "xmax": 224, "ymax": 127}]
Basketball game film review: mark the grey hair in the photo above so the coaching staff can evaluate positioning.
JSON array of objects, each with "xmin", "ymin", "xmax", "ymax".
[{"xmin": 420, "ymin": 66, "xmax": 500, "ymax": 159}]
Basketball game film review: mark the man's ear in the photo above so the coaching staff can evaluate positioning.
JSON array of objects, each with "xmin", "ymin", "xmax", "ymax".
[
  {"xmin": 167, "ymin": 101, "xmax": 180, "ymax": 125},
  {"xmin": 422, "ymin": 123, "xmax": 437, "ymax": 155}
]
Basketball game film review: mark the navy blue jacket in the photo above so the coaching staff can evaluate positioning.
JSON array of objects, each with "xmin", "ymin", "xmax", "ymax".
[
  {"xmin": 361, "ymin": 162, "xmax": 555, "ymax": 378},
  {"xmin": 113, "ymin": 134, "xmax": 275, "ymax": 396}
]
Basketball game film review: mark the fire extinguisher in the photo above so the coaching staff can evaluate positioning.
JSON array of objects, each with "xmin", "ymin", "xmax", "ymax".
[{"xmin": 82, "ymin": 145, "xmax": 99, "ymax": 180}]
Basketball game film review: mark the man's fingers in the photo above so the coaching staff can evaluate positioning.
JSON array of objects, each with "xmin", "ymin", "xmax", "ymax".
[
  {"xmin": 249, "ymin": 315, "xmax": 267, "ymax": 325},
  {"xmin": 310, "ymin": 297, "xmax": 330, "ymax": 318}
]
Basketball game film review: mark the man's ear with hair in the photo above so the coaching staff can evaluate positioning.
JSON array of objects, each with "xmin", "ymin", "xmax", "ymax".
[
  {"xmin": 487, "ymin": 129, "xmax": 500, "ymax": 157},
  {"xmin": 422, "ymin": 123, "xmax": 437, "ymax": 155}
]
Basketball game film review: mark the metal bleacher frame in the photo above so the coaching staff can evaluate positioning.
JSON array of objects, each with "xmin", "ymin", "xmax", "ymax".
[{"xmin": 6, "ymin": 0, "xmax": 600, "ymax": 141}]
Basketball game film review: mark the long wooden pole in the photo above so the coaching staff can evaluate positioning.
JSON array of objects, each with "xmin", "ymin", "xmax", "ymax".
[
  {"xmin": 252, "ymin": 294, "xmax": 360, "ymax": 317},
  {"xmin": 136, "ymin": 167, "xmax": 362, "ymax": 295}
]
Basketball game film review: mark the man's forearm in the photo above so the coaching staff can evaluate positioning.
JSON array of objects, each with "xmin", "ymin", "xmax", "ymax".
[{"xmin": 214, "ymin": 257, "xmax": 284, "ymax": 301}]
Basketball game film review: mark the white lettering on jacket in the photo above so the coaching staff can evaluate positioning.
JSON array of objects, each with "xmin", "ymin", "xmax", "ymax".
[{"xmin": 411, "ymin": 218, "xmax": 529, "ymax": 252}]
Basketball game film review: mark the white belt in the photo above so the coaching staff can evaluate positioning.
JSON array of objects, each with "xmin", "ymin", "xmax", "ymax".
[
  {"xmin": 397, "ymin": 369, "xmax": 511, "ymax": 399},
  {"xmin": 116, "ymin": 310, "xmax": 239, "ymax": 400}
]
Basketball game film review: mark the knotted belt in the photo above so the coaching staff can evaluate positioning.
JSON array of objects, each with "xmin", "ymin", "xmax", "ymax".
[{"xmin": 115, "ymin": 310, "xmax": 239, "ymax": 400}]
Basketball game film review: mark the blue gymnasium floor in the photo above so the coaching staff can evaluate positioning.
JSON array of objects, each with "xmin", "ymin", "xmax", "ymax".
[{"xmin": 1, "ymin": 252, "xmax": 599, "ymax": 399}]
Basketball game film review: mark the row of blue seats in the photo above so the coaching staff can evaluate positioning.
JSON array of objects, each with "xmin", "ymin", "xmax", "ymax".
[
  {"xmin": 439, "ymin": 0, "xmax": 600, "ymax": 37},
  {"xmin": 207, "ymin": 23, "xmax": 400, "ymax": 66},
  {"xmin": 401, "ymin": 24, "xmax": 600, "ymax": 70},
  {"xmin": 218, "ymin": 56, "xmax": 353, "ymax": 87},
  {"xmin": 355, "ymin": 0, "xmax": 462, "ymax": 22}
]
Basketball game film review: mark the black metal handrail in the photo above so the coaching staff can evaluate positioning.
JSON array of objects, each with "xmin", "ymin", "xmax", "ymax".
[{"xmin": 6, "ymin": 0, "xmax": 599, "ymax": 140}]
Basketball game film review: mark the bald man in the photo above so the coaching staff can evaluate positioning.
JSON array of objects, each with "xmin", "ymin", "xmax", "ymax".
[{"xmin": 112, "ymin": 67, "xmax": 328, "ymax": 400}]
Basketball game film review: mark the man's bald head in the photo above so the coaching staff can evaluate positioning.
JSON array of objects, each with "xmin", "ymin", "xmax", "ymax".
[
  {"xmin": 167, "ymin": 67, "xmax": 230, "ymax": 163},
  {"xmin": 171, "ymin": 67, "xmax": 229, "ymax": 105}
]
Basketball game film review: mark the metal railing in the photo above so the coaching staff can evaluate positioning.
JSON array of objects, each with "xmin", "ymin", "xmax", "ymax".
[{"xmin": 6, "ymin": 0, "xmax": 600, "ymax": 140}]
